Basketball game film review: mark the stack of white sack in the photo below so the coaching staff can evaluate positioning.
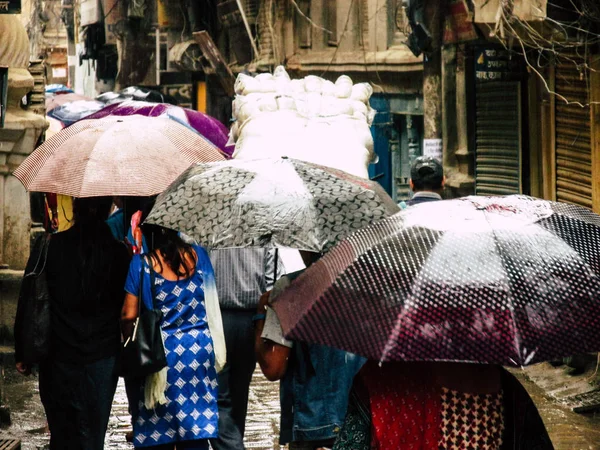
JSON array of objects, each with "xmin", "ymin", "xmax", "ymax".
[{"xmin": 230, "ymin": 66, "xmax": 377, "ymax": 179}]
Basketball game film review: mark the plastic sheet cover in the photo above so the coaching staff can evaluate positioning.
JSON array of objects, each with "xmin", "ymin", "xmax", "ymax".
[
  {"xmin": 273, "ymin": 195, "xmax": 600, "ymax": 366},
  {"xmin": 145, "ymin": 157, "xmax": 400, "ymax": 252}
]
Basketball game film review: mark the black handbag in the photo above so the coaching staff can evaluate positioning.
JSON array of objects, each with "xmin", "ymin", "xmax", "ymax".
[
  {"xmin": 121, "ymin": 256, "xmax": 167, "ymax": 378},
  {"xmin": 15, "ymin": 234, "xmax": 51, "ymax": 365}
]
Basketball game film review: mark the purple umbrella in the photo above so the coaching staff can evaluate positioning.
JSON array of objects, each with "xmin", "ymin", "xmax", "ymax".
[{"xmin": 87, "ymin": 100, "xmax": 233, "ymax": 157}]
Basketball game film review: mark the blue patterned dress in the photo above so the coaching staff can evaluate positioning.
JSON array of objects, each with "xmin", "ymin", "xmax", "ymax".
[{"xmin": 124, "ymin": 245, "xmax": 219, "ymax": 448}]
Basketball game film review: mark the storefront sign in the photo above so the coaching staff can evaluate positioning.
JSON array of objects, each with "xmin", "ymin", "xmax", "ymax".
[
  {"xmin": 80, "ymin": 0, "xmax": 100, "ymax": 26},
  {"xmin": 475, "ymin": 47, "xmax": 522, "ymax": 81},
  {"xmin": 423, "ymin": 139, "xmax": 443, "ymax": 161},
  {"xmin": 0, "ymin": 0, "xmax": 21, "ymax": 13}
]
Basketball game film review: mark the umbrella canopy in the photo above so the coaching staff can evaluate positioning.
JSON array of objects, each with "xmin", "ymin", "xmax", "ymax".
[
  {"xmin": 14, "ymin": 115, "xmax": 227, "ymax": 198},
  {"xmin": 96, "ymin": 91, "xmax": 130, "ymax": 105},
  {"xmin": 86, "ymin": 100, "xmax": 232, "ymax": 156},
  {"xmin": 45, "ymin": 93, "xmax": 91, "ymax": 113},
  {"xmin": 273, "ymin": 195, "xmax": 600, "ymax": 367},
  {"xmin": 47, "ymin": 100, "xmax": 105, "ymax": 126},
  {"xmin": 96, "ymin": 87, "xmax": 178, "ymax": 105},
  {"xmin": 145, "ymin": 157, "xmax": 399, "ymax": 252},
  {"xmin": 45, "ymin": 84, "xmax": 74, "ymax": 94}
]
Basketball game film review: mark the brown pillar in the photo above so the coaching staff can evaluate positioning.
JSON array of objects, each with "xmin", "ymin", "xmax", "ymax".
[{"xmin": 422, "ymin": 0, "xmax": 443, "ymax": 140}]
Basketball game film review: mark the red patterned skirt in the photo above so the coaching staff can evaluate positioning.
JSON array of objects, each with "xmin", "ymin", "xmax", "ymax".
[{"xmin": 362, "ymin": 363, "xmax": 504, "ymax": 450}]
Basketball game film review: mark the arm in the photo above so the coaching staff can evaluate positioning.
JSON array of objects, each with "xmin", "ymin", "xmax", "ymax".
[
  {"xmin": 121, "ymin": 254, "xmax": 142, "ymax": 340},
  {"xmin": 254, "ymin": 292, "xmax": 291, "ymax": 381},
  {"xmin": 121, "ymin": 293, "xmax": 139, "ymax": 341}
]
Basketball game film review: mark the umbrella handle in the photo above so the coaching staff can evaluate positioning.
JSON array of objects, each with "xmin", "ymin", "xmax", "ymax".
[{"xmin": 274, "ymin": 248, "xmax": 279, "ymax": 283}]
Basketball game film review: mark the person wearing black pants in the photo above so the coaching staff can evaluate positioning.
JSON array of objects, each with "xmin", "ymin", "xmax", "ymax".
[
  {"xmin": 15, "ymin": 197, "xmax": 130, "ymax": 450},
  {"xmin": 209, "ymin": 248, "xmax": 283, "ymax": 450}
]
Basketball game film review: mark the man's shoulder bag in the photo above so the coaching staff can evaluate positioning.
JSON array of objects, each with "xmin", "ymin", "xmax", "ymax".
[{"xmin": 15, "ymin": 233, "xmax": 51, "ymax": 365}]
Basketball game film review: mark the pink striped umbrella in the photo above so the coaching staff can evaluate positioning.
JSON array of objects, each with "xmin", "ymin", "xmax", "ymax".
[{"xmin": 14, "ymin": 115, "xmax": 227, "ymax": 197}]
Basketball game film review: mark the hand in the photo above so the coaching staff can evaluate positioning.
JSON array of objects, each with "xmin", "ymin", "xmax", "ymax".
[
  {"xmin": 50, "ymin": 213, "xmax": 59, "ymax": 232},
  {"xmin": 257, "ymin": 291, "xmax": 271, "ymax": 314},
  {"xmin": 16, "ymin": 362, "xmax": 31, "ymax": 376}
]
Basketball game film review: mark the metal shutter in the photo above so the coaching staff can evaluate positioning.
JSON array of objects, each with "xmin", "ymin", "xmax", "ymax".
[
  {"xmin": 475, "ymin": 81, "xmax": 522, "ymax": 196},
  {"xmin": 555, "ymin": 56, "xmax": 592, "ymax": 209}
]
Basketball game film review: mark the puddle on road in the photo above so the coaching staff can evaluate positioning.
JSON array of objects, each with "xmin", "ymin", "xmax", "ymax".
[
  {"xmin": 512, "ymin": 370, "xmax": 600, "ymax": 450},
  {"xmin": 2, "ymin": 365, "xmax": 598, "ymax": 449},
  {"xmin": 0, "ymin": 367, "xmax": 282, "ymax": 450},
  {"xmin": 0, "ymin": 374, "xmax": 132, "ymax": 450},
  {"xmin": 1, "ymin": 373, "xmax": 49, "ymax": 450}
]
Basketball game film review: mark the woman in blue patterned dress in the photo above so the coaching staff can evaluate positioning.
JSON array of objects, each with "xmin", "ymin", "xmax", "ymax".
[{"xmin": 121, "ymin": 225, "xmax": 224, "ymax": 449}]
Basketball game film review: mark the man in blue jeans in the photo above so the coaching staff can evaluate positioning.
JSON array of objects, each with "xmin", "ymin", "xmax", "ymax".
[{"xmin": 253, "ymin": 253, "xmax": 365, "ymax": 450}]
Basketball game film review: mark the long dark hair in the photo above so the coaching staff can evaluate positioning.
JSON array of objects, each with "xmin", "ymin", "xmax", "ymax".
[
  {"xmin": 71, "ymin": 197, "xmax": 115, "ymax": 303},
  {"xmin": 142, "ymin": 224, "xmax": 197, "ymax": 278}
]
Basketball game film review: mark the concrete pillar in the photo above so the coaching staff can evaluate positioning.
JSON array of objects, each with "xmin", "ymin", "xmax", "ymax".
[
  {"xmin": 442, "ymin": 44, "xmax": 474, "ymax": 197},
  {"xmin": 0, "ymin": 68, "xmax": 47, "ymax": 270}
]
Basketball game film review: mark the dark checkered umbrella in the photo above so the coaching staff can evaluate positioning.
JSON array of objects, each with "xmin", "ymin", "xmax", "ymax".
[
  {"xmin": 144, "ymin": 157, "xmax": 399, "ymax": 252},
  {"xmin": 273, "ymin": 195, "xmax": 600, "ymax": 366}
]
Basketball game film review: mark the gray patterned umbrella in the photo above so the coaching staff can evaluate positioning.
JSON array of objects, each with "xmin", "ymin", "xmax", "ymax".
[{"xmin": 144, "ymin": 157, "xmax": 399, "ymax": 251}]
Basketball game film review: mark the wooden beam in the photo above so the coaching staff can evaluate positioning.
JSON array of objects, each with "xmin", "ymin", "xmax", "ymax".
[
  {"xmin": 540, "ymin": 64, "xmax": 556, "ymax": 201},
  {"xmin": 192, "ymin": 31, "xmax": 236, "ymax": 97},
  {"xmin": 528, "ymin": 68, "xmax": 542, "ymax": 198}
]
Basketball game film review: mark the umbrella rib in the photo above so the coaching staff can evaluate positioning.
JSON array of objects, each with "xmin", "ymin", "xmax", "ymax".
[{"xmin": 482, "ymin": 209, "xmax": 523, "ymax": 366}]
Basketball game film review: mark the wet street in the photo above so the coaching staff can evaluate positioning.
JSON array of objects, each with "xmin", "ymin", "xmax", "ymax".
[{"xmin": 0, "ymin": 364, "xmax": 599, "ymax": 449}]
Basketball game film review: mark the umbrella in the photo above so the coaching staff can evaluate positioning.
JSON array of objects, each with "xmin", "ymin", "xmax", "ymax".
[
  {"xmin": 272, "ymin": 195, "xmax": 600, "ymax": 367},
  {"xmin": 45, "ymin": 84, "xmax": 73, "ymax": 94},
  {"xmin": 13, "ymin": 115, "xmax": 227, "ymax": 198},
  {"xmin": 45, "ymin": 93, "xmax": 91, "ymax": 113},
  {"xmin": 96, "ymin": 91, "xmax": 130, "ymax": 105},
  {"xmin": 96, "ymin": 87, "xmax": 178, "ymax": 105},
  {"xmin": 86, "ymin": 100, "xmax": 233, "ymax": 156},
  {"xmin": 144, "ymin": 157, "xmax": 400, "ymax": 252},
  {"xmin": 47, "ymin": 100, "xmax": 105, "ymax": 126}
]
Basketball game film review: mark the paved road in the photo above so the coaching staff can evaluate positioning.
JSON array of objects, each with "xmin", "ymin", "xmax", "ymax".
[{"xmin": 2, "ymin": 364, "xmax": 600, "ymax": 449}]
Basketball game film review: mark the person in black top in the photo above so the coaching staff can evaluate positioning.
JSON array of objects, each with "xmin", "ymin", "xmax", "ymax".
[
  {"xmin": 16, "ymin": 196, "xmax": 130, "ymax": 450},
  {"xmin": 406, "ymin": 156, "xmax": 445, "ymax": 206}
]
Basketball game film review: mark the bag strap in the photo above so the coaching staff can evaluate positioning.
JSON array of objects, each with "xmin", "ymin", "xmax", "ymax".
[
  {"xmin": 148, "ymin": 258, "xmax": 157, "ymax": 309},
  {"xmin": 139, "ymin": 254, "xmax": 158, "ymax": 312},
  {"xmin": 31, "ymin": 234, "xmax": 51, "ymax": 275},
  {"xmin": 136, "ymin": 255, "xmax": 146, "ymax": 315}
]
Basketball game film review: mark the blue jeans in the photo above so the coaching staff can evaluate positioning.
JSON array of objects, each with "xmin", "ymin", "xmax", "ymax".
[{"xmin": 39, "ymin": 355, "xmax": 118, "ymax": 450}]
